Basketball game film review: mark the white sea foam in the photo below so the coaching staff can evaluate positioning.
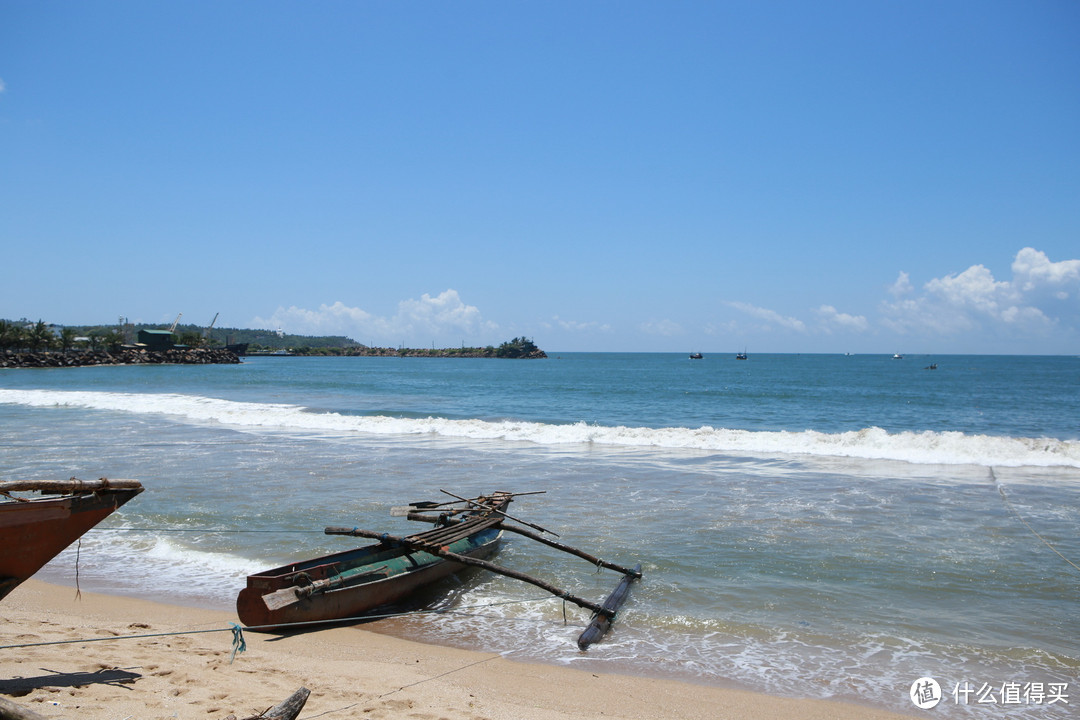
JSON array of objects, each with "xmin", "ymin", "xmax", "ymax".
[
  {"xmin": 2, "ymin": 388, "xmax": 1078, "ymax": 468},
  {"xmin": 41, "ymin": 528, "xmax": 253, "ymax": 607},
  {"xmin": 381, "ymin": 585, "xmax": 1078, "ymax": 719}
]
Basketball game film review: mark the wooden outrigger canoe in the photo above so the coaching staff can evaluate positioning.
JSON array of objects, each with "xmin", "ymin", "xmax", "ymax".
[
  {"xmin": 0, "ymin": 478, "xmax": 144, "ymax": 602},
  {"xmin": 237, "ymin": 492, "xmax": 513, "ymax": 628},
  {"xmin": 236, "ymin": 490, "xmax": 642, "ymax": 649}
]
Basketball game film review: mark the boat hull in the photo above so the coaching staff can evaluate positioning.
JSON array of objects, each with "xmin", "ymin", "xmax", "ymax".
[
  {"xmin": 0, "ymin": 480, "xmax": 143, "ymax": 601},
  {"xmin": 237, "ymin": 526, "xmax": 504, "ymax": 629}
]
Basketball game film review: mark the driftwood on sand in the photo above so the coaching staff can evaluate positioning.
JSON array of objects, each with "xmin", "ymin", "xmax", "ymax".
[
  {"xmin": 0, "ymin": 685, "xmax": 310, "ymax": 720},
  {"xmin": 0, "ymin": 696, "xmax": 48, "ymax": 720},
  {"xmin": 225, "ymin": 686, "xmax": 310, "ymax": 720}
]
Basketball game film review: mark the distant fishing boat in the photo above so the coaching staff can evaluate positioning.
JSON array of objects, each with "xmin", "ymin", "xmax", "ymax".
[
  {"xmin": 736, "ymin": 349, "xmax": 747, "ymax": 360},
  {"xmin": 0, "ymin": 478, "xmax": 144, "ymax": 602},
  {"xmin": 689, "ymin": 352, "xmax": 703, "ymax": 359},
  {"xmin": 237, "ymin": 490, "xmax": 641, "ymax": 649},
  {"xmin": 893, "ymin": 353, "xmax": 904, "ymax": 359}
]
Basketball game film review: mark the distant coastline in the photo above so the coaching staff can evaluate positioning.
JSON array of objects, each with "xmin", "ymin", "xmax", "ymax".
[
  {"xmin": 265, "ymin": 343, "xmax": 548, "ymax": 359},
  {"xmin": 0, "ymin": 318, "xmax": 547, "ymax": 362}
]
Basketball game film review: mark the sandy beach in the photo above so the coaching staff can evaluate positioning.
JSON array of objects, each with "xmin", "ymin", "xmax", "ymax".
[{"xmin": 0, "ymin": 580, "xmax": 916, "ymax": 720}]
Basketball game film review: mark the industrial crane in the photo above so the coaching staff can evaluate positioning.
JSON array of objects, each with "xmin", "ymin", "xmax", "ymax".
[{"xmin": 204, "ymin": 313, "xmax": 219, "ymax": 341}]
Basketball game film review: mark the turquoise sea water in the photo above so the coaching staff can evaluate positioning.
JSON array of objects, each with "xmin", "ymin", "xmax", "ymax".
[{"xmin": 1, "ymin": 353, "xmax": 1078, "ymax": 717}]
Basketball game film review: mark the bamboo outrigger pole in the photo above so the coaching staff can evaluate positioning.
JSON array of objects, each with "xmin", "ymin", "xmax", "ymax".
[
  {"xmin": 323, "ymin": 526, "xmax": 611, "ymax": 617},
  {"xmin": 405, "ymin": 511, "xmax": 642, "ymax": 579},
  {"xmin": 437, "ymin": 489, "xmax": 557, "ymax": 536},
  {"xmin": 390, "ymin": 490, "xmax": 547, "ymax": 518}
]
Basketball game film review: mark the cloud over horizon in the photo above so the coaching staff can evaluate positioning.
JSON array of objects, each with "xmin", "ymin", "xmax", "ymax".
[
  {"xmin": 714, "ymin": 247, "xmax": 1078, "ymax": 353},
  {"xmin": 245, "ymin": 248, "xmax": 1077, "ymax": 353},
  {"xmin": 880, "ymin": 247, "xmax": 1077, "ymax": 342},
  {"xmin": 726, "ymin": 301, "xmax": 808, "ymax": 333},
  {"xmin": 252, "ymin": 289, "xmax": 497, "ymax": 346}
]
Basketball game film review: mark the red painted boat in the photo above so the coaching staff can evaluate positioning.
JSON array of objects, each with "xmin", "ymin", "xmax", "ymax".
[{"xmin": 0, "ymin": 478, "xmax": 144, "ymax": 601}]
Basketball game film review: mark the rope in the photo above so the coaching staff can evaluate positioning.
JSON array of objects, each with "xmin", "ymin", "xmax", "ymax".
[
  {"xmin": 0, "ymin": 624, "xmax": 249, "ymax": 664},
  {"xmin": 0, "ymin": 596, "xmax": 566, "ymax": 654},
  {"xmin": 377, "ymin": 653, "xmax": 502, "ymax": 698},
  {"xmin": 992, "ymin": 467, "xmax": 1080, "ymax": 576},
  {"xmin": 74, "ymin": 539, "xmax": 82, "ymax": 600},
  {"xmin": 111, "ymin": 528, "xmax": 329, "ymax": 534},
  {"xmin": 228, "ymin": 623, "xmax": 246, "ymax": 663},
  {"xmin": 241, "ymin": 595, "xmax": 567, "ymax": 632}
]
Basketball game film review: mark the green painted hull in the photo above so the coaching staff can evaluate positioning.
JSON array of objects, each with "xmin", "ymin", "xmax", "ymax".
[{"xmin": 237, "ymin": 524, "xmax": 503, "ymax": 628}]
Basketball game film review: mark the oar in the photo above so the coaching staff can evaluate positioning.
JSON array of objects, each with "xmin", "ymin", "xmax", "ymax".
[
  {"xmin": 324, "ymin": 526, "xmax": 610, "ymax": 617},
  {"xmin": 390, "ymin": 499, "xmax": 461, "ymax": 517},
  {"xmin": 438, "ymin": 489, "xmax": 558, "ymax": 537},
  {"xmin": 262, "ymin": 565, "xmax": 388, "ymax": 611}
]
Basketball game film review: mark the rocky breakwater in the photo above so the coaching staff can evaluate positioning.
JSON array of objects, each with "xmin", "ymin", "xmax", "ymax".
[{"xmin": 1, "ymin": 348, "xmax": 242, "ymax": 369}]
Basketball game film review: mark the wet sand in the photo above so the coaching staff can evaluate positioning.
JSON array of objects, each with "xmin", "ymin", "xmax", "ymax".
[{"xmin": 0, "ymin": 580, "xmax": 914, "ymax": 719}]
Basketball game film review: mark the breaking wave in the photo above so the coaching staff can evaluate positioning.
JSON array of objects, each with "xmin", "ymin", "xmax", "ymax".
[{"xmin": 2, "ymin": 388, "xmax": 1078, "ymax": 468}]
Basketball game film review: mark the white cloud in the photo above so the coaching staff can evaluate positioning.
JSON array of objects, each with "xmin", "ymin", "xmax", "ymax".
[
  {"xmin": 816, "ymin": 305, "xmax": 869, "ymax": 333},
  {"xmin": 726, "ymin": 301, "xmax": 807, "ymax": 333},
  {"xmin": 1011, "ymin": 247, "xmax": 1080, "ymax": 295},
  {"xmin": 888, "ymin": 271, "xmax": 913, "ymax": 298},
  {"xmin": 544, "ymin": 316, "xmax": 612, "ymax": 333},
  {"xmin": 252, "ymin": 289, "xmax": 497, "ymax": 344},
  {"xmin": 639, "ymin": 319, "xmax": 684, "ymax": 336},
  {"xmin": 925, "ymin": 264, "xmax": 1018, "ymax": 315},
  {"xmin": 395, "ymin": 289, "xmax": 490, "ymax": 335},
  {"xmin": 880, "ymin": 247, "xmax": 1077, "ymax": 338},
  {"xmin": 1000, "ymin": 305, "xmax": 1050, "ymax": 325}
]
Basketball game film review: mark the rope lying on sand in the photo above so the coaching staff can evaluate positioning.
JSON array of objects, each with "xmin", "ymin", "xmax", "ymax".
[
  {"xmin": 0, "ymin": 624, "xmax": 249, "ymax": 664},
  {"xmin": 0, "ymin": 596, "xmax": 561, "ymax": 656}
]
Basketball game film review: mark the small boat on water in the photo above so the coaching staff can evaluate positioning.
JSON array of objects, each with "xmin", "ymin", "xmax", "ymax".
[
  {"xmin": 736, "ymin": 349, "xmax": 747, "ymax": 360},
  {"xmin": 237, "ymin": 490, "xmax": 642, "ymax": 649},
  {"xmin": 0, "ymin": 478, "xmax": 144, "ymax": 602},
  {"xmin": 689, "ymin": 352, "xmax": 703, "ymax": 359}
]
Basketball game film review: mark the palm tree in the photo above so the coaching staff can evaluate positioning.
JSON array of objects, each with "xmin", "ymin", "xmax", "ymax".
[
  {"xmin": 60, "ymin": 327, "xmax": 78, "ymax": 351},
  {"xmin": 102, "ymin": 329, "xmax": 125, "ymax": 352},
  {"xmin": 28, "ymin": 320, "xmax": 54, "ymax": 351},
  {"xmin": 0, "ymin": 320, "xmax": 20, "ymax": 350}
]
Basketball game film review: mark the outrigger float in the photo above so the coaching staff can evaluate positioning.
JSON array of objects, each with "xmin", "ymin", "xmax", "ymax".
[{"xmin": 236, "ymin": 491, "xmax": 642, "ymax": 650}]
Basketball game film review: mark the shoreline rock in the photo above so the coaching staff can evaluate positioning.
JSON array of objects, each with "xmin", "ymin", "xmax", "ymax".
[{"xmin": 0, "ymin": 348, "xmax": 242, "ymax": 369}]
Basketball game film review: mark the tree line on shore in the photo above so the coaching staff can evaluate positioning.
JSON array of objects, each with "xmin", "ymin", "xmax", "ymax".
[
  {"xmin": 0, "ymin": 319, "xmax": 546, "ymax": 359},
  {"xmin": 285, "ymin": 336, "xmax": 546, "ymax": 359}
]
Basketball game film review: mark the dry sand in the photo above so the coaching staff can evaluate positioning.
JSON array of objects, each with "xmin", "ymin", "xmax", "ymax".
[{"xmin": 0, "ymin": 580, "xmax": 914, "ymax": 720}]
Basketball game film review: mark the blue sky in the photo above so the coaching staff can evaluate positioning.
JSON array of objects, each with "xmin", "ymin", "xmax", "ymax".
[{"xmin": 2, "ymin": 1, "xmax": 1078, "ymax": 354}]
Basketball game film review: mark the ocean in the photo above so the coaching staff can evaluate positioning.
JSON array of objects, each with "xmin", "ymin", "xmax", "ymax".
[{"xmin": 1, "ymin": 352, "xmax": 1077, "ymax": 717}]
